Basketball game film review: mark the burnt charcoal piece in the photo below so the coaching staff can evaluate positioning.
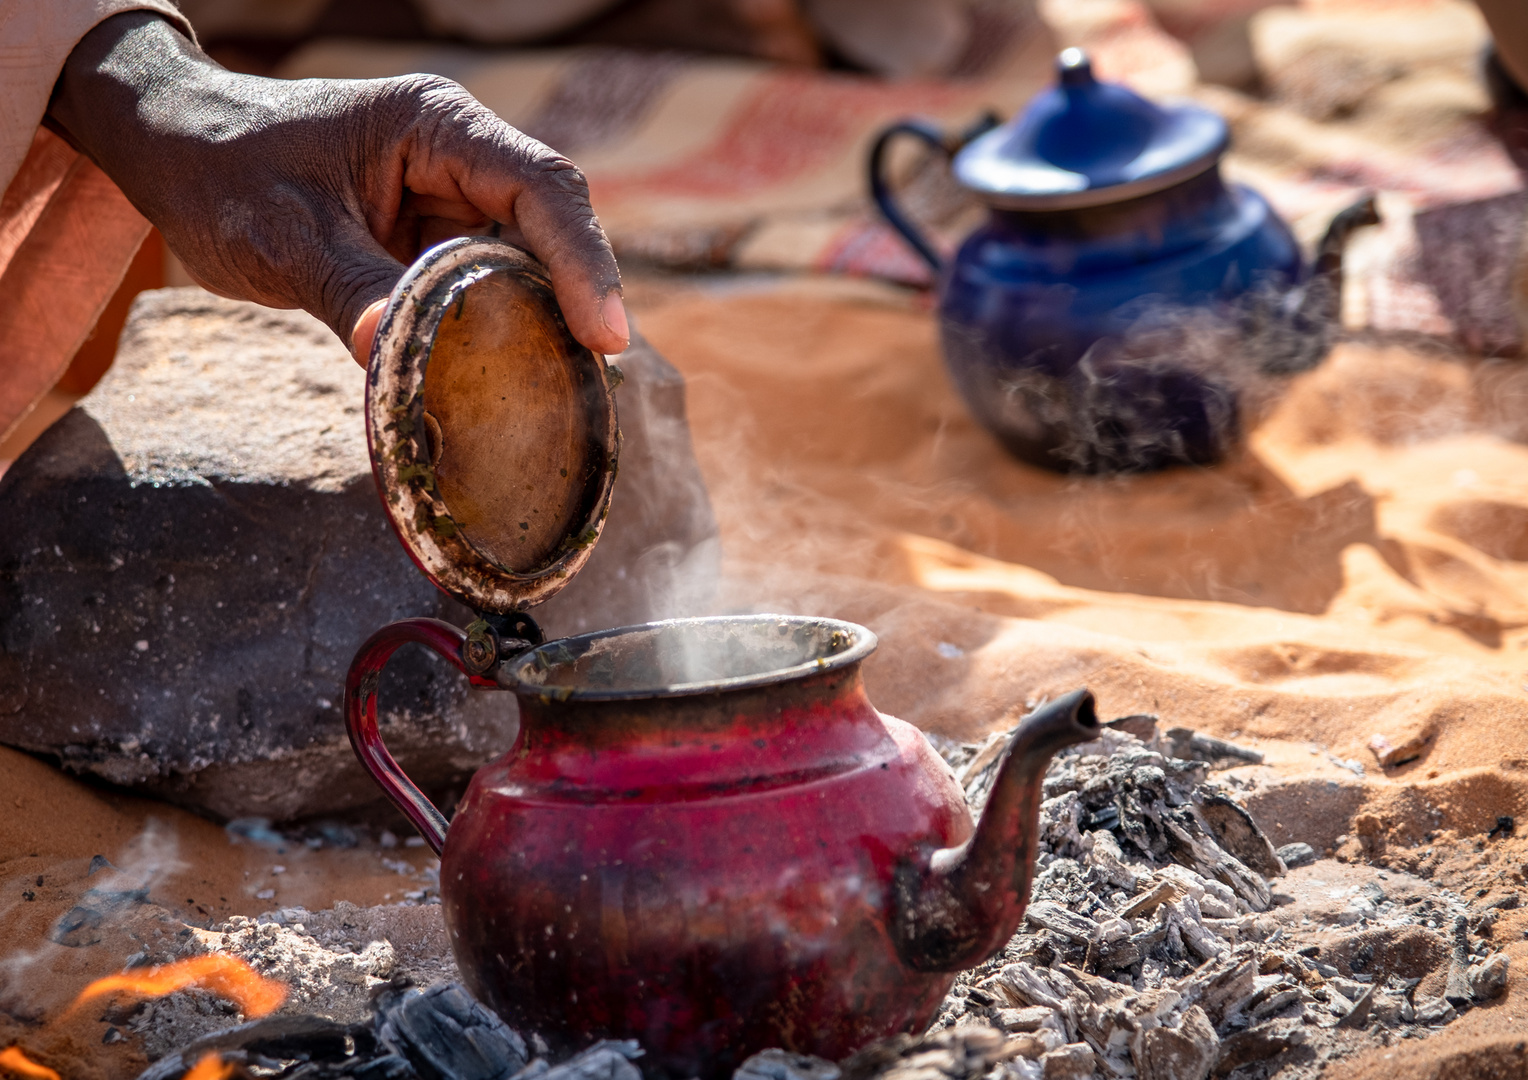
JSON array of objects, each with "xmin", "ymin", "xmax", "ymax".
[
  {"xmin": 1162, "ymin": 728, "xmax": 1264, "ymax": 767},
  {"xmin": 525, "ymin": 1043, "xmax": 645, "ymax": 1080},
  {"xmin": 377, "ymin": 983, "xmax": 529, "ymax": 1080},
  {"xmin": 137, "ymin": 1015, "xmax": 369, "ymax": 1080},
  {"xmin": 733, "ymin": 1050, "xmax": 841, "ymax": 1080},
  {"xmin": 1105, "ymin": 715, "xmax": 1159, "ymax": 742},
  {"xmin": 1489, "ymin": 816, "xmax": 1515, "ymax": 839},
  {"xmin": 1213, "ymin": 1023, "xmax": 1301, "ymax": 1076},
  {"xmin": 1445, "ymin": 916, "xmax": 1474, "ymax": 1008},
  {"xmin": 49, "ymin": 905, "xmax": 104, "ymax": 947}
]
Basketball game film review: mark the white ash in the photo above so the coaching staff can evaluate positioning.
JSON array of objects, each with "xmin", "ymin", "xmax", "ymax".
[
  {"xmin": 915, "ymin": 718, "xmax": 1507, "ymax": 1080},
  {"xmin": 127, "ymin": 901, "xmax": 460, "ymax": 1061}
]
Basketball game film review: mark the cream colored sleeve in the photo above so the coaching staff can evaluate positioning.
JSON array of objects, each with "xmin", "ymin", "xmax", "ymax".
[{"xmin": 0, "ymin": 0, "xmax": 196, "ymax": 197}]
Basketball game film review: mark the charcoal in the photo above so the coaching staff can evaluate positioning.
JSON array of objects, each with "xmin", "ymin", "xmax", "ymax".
[
  {"xmin": 1120, "ymin": 879, "xmax": 1181, "ymax": 920},
  {"xmin": 1195, "ymin": 796, "xmax": 1282, "ymax": 879},
  {"xmin": 1132, "ymin": 1006, "xmax": 1217, "ymax": 1080},
  {"xmin": 1211, "ymin": 1023, "xmax": 1301, "ymax": 1076},
  {"xmin": 1443, "ymin": 916, "xmax": 1474, "ymax": 1007},
  {"xmin": 49, "ymin": 904, "xmax": 105, "ymax": 946},
  {"xmin": 1024, "ymin": 901, "xmax": 1101, "ymax": 944},
  {"xmin": 993, "ymin": 1007, "xmax": 1059, "ymax": 1034},
  {"xmin": 1038, "ymin": 1042, "xmax": 1094, "ymax": 1080},
  {"xmin": 1163, "ymin": 729, "xmax": 1264, "ymax": 767},
  {"xmin": 524, "ymin": 1043, "xmax": 643, "ymax": 1080},
  {"xmin": 377, "ymin": 983, "xmax": 530, "ymax": 1080},
  {"xmin": 930, "ymin": 716, "xmax": 1479, "ymax": 1072},
  {"xmin": 137, "ymin": 1015, "xmax": 368, "ymax": 1080},
  {"xmin": 1334, "ymin": 983, "xmax": 1375, "ymax": 1029},
  {"xmin": 733, "ymin": 1049, "xmax": 841, "ymax": 1080},
  {"xmin": 1105, "ymin": 715, "xmax": 1159, "ymax": 742}
]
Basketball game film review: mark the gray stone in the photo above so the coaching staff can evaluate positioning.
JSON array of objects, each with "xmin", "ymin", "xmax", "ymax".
[
  {"xmin": 1275, "ymin": 842, "xmax": 1317, "ymax": 868},
  {"xmin": 1469, "ymin": 953, "xmax": 1509, "ymax": 1001},
  {"xmin": 0, "ymin": 288, "xmax": 717, "ymax": 821}
]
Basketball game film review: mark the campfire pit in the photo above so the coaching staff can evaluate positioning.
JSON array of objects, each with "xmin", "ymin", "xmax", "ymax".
[{"xmin": 0, "ymin": 713, "xmax": 1505, "ymax": 1080}]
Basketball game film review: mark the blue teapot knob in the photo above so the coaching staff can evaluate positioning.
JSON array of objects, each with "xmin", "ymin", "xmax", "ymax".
[{"xmin": 1056, "ymin": 47, "xmax": 1093, "ymax": 87}]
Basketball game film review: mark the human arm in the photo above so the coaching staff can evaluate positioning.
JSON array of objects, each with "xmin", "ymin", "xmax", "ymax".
[{"xmin": 44, "ymin": 12, "xmax": 628, "ymax": 360}]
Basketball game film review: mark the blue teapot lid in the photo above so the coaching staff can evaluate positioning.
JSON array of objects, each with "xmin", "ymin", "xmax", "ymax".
[{"xmin": 952, "ymin": 49, "xmax": 1228, "ymax": 211}]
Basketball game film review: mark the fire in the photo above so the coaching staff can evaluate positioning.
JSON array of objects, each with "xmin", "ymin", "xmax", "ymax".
[
  {"xmin": 68, "ymin": 955, "xmax": 286, "ymax": 1019},
  {"xmin": 181, "ymin": 1053, "xmax": 234, "ymax": 1080},
  {"xmin": 0, "ymin": 1047, "xmax": 61, "ymax": 1080}
]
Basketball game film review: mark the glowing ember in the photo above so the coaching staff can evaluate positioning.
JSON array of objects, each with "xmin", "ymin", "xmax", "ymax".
[
  {"xmin": 0, "ymin": 1047, "xmax": 61, "ymax": 1080},
  {"xmin": 68, "ymin": 955, "xmax": 286, "ymax": 1018},
  {"xmin": 182, "ymin": 1052, "xmax": 234, "ymax": 1080}
]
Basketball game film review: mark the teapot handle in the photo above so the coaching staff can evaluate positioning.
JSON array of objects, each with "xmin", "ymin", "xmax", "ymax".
[
  {"xmin": 868, "ymin": 113, "xmax": 999, "ymax": 273},
  {"xmin": 868, "ymin": 120, "xmax": 951, "ymax": 271},
  {"xmin": 343, "ymin": 618, "xmax": 505, "ymax": 856}
]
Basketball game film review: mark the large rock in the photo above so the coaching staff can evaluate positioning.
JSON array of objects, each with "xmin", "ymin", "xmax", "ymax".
[{"xmin": 0, "ymin": 288, "xmax": 718, "ymax": 821}]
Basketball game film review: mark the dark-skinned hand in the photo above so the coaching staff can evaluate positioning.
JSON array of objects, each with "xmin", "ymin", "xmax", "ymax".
[{"xmin": 46, "ymin": 12, "xmax": 628, "ymax": 363}]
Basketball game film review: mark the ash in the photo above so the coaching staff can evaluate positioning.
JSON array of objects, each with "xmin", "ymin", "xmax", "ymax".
[
  {"xmin": 903, "ymin": 717, "xmax": 1508, "ymax": 1080},
  {"xmin": 143, "ymin": 718, "xmax": 1509, "ymax": 1080}
]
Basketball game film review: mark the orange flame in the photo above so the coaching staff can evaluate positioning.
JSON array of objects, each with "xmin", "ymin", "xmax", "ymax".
[
  {"xmin": 0, "ymin": 1047, "xmax": 61, "ymax": 1080},
  {"xmin": 68, "ymin": 955, "xmax": 286, "ymax": 1019},
  {"xmin": 182, "ymin": 1053, "xmax": 234, "ymax": 1080}
]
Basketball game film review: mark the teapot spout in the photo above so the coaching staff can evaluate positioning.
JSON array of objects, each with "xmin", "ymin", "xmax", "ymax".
[
  {"xmin": 1257, "ymin": 193, "xmax": 1381, "ymax": 375},
  {"xmin": 893, "ymin": 689, "xmax": 1100, "ymax": 972}
]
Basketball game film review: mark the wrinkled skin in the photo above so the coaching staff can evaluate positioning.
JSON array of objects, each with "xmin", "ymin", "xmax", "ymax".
[{"xmin": 46, "ymin": 12, "xmax": 628, "ymax": 360}]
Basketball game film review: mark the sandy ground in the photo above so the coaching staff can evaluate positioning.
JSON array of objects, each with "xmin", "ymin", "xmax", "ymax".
[{"xmin": 7, "ymin": 275, "xmax": 1528, "ymax": 1078}]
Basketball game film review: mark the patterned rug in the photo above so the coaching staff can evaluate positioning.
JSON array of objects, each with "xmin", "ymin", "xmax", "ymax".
[{"xmin": 278, "ymin": 0, "xmax": 1525, "ymax": 351}]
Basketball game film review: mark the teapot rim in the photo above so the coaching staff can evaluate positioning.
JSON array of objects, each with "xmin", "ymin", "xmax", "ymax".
[{"xmin": 503, "ymin": 613, "xmax": 878, "ymax": 703}]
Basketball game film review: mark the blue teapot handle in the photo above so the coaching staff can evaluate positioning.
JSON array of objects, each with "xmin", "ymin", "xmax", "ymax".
[{"xmin": 868, "ymin": 114, "xmax": 999, "ymax": 273}]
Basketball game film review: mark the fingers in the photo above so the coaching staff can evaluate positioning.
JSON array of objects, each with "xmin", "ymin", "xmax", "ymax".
[
  {"xmin": 505, "ymin": 155, "xmax": 628, "ymax": 354},
  {"xmin": 404, "ymin": 87, "xmax": 628, "ymax": 355}
]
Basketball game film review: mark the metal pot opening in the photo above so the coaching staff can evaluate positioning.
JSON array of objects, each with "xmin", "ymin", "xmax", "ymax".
[{"xmin": 508, "ymin": 614, "xmax": 877, "ymax": 700}]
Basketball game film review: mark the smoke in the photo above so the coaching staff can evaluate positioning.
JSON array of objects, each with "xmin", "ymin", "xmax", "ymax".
[{"xmin": 0, "ymin": 818, "xmax": 187, "ymax": 1017}]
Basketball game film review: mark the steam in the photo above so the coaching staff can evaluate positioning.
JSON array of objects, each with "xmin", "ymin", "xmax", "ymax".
[{"xmin": 956, "ymin": 277, "xmax": 1343, "ymax": 476}]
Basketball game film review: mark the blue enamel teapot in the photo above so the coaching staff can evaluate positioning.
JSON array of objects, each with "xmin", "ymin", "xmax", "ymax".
[{"xmin": 871, "ymin": 49, "xmax": 1377, "ymax": 473}]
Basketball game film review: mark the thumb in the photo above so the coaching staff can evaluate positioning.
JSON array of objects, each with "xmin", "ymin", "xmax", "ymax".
[
  {"xmin": 350, "ymin": 298, "xmax": 388, "ymax": 367},
  {"xmin": 305, "ymin": 222, "xmax": 404, "ymax": 366}
]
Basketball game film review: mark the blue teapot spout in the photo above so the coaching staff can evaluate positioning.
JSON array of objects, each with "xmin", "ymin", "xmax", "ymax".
[{"xmin": 1254, "ymin": 193, "xmax": 1382, "ymax": 375}]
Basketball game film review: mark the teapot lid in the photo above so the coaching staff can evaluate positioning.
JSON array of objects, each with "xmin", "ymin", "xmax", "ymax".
[
  {"xmin": 952, "ymin": 49, "xmax": 1228, "ymax": 211},
  {"xmin": 365, "ymin": 237, "xmax": 619, "ymax": 616}
]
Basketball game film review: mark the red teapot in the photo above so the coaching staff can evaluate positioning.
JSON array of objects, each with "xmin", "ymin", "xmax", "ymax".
[{"xmin": 343, "ymin": 237, "xmax": 1100, "ymax": 1078}]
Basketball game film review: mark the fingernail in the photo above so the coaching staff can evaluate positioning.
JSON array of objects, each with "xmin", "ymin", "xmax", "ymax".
[
  {"xmin": 600, "ymin": 293, "xmax": 629, "ymax": 349},
  {"xmin": 351, "ymin": 299, "xmax": 388, "ymax": 368}
]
